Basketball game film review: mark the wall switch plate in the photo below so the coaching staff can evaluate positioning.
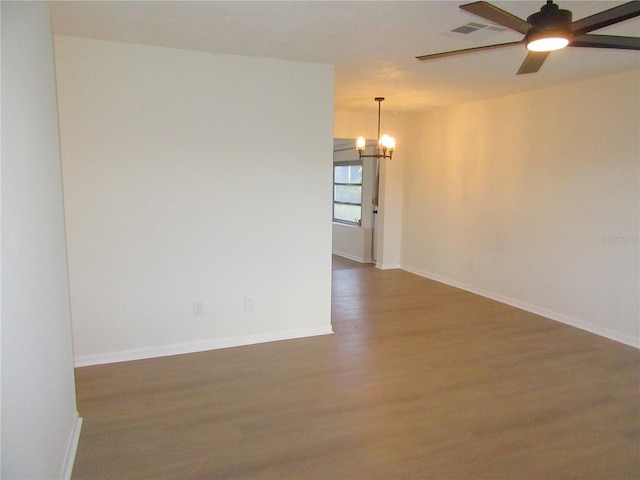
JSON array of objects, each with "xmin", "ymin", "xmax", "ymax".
[{"xmin": 470, "ymin": 261, "xmax": 477, "ymax": 272}]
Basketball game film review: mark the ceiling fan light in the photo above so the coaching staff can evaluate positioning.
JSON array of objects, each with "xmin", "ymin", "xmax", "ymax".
[
  {"xmin": 526, "ymin": 28, "xmax": 571, "ymax": 52},
  {"xmin": 527, "ymin": 36, "xmax": 569, "ymax": 52}
]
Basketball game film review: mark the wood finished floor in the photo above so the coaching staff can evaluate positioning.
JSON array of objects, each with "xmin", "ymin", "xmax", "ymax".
[{"xmin": 72, "ymin": 256, "xmax": 639, "ymax": 479}]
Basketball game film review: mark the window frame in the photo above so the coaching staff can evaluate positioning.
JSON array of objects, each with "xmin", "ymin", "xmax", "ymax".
[{"xmin": 333, "ymin": 160, "xmax": 363, "ymax": 226}]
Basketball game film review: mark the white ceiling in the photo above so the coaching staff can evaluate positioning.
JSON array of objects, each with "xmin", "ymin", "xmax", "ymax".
[{"xmin": 50, "ymin": 0, "xmax": 640, "ymax": 113}]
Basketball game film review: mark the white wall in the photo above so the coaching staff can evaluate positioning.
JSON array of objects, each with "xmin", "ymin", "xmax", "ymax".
[
  {"xmin": 1, "ymin": 3, "xmax": 81, "ymax": 478},
  {"xmin": 402, "ymin": 70, "xmax": 640, "ymax": 347},
  {"xmin": 53, "ymin": 36, "xmax": 334, "ymax": 365},
  {"xmin": 332, "ymin": 222, "xmax": 370, "ymax": 263},
  {"xmin": 334, "ymin": 111, "xmax": 406, "ymax": 269}
]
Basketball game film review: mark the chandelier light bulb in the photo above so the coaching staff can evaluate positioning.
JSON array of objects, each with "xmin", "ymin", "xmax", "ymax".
[
  {"xmin": 356, "ymin": 136, "xmax": 366, "ymax": 152},
  {"xmin": 380, "ymin": 134, "xmax": 396, "ymax": 151}
]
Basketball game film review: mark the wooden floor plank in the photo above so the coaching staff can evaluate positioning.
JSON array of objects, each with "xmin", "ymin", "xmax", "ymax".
[{"xmin": 72, "ymin": 256, "xmax": 639, "ymax": 479}]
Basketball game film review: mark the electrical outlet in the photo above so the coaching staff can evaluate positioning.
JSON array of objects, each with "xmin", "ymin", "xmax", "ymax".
[
  {"xmin": 470, "ymin": 260, "xmax": 477, "ymax": 273},
  {"xmin": 193, "ymin": 302, "xmax": 204, "ymax": 316}
]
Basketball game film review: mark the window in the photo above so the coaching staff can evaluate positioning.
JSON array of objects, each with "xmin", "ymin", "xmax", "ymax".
[{"xmin": 333, "ymin": 162, "xmax": 363, "ymax": 225}]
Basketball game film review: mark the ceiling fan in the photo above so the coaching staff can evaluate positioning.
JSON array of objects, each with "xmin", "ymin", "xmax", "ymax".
[{"xmin": 416, "ymin": 0, "xmax": 640, "ymax": 74}]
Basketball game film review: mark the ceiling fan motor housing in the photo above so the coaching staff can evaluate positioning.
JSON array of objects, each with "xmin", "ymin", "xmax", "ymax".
[{"xmin": 527, "ymin": 1, "xmax": 572, "ymax": 29}]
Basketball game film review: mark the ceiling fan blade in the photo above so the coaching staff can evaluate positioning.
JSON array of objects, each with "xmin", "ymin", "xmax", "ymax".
[
  {"xmin": 570, "ymin": 34, "xmax": 640, "ymax": 50},
  {"xmin": 517, "ymin": 51, "xmax": 550, "ymax": 75},
  {"xmin": 570, "ymin": 1, "xmax": 640, "ymax": 36},
  {"xmin": 460, "ymin": 1, "xmax": 531, "ymax": 35},
  {"xmin": 416, "ymin": 41, "xmax": 524, "ymax": 61}
]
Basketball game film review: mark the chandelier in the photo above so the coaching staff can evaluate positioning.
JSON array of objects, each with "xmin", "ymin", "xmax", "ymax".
[{"xmin": 356, "ymin": 97, "xmax": 396, "ymax": 160}]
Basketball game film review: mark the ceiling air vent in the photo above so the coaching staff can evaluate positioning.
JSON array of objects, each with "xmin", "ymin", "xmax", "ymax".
[{"xmin": 445, "ymin": 22, "xmax": 509, "ymax": 41}]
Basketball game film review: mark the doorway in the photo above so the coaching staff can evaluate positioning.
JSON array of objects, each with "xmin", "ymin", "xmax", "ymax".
[{"xmin": 332, "ymin": 138, "xmax": 378, "ymax": 264}]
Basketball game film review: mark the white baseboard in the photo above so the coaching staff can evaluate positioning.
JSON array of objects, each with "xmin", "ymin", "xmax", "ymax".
[
  {"xmin": 61, "ymin": 413, "xmax": 83, "ymax": 480},
  {"xmin": 376, "ymin": 262, "xmax": 401, "ymax": 270},
  {"xmin": 74, "ymin": 326, "xmax": 334, "ymax": 367},
  {"xmin": 402, "ymin": 265, "xmax": 639, "ymax": 349},
  {"xmin": 332, "ymin": 250, "xmax": 372, "ymax": 264}
]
